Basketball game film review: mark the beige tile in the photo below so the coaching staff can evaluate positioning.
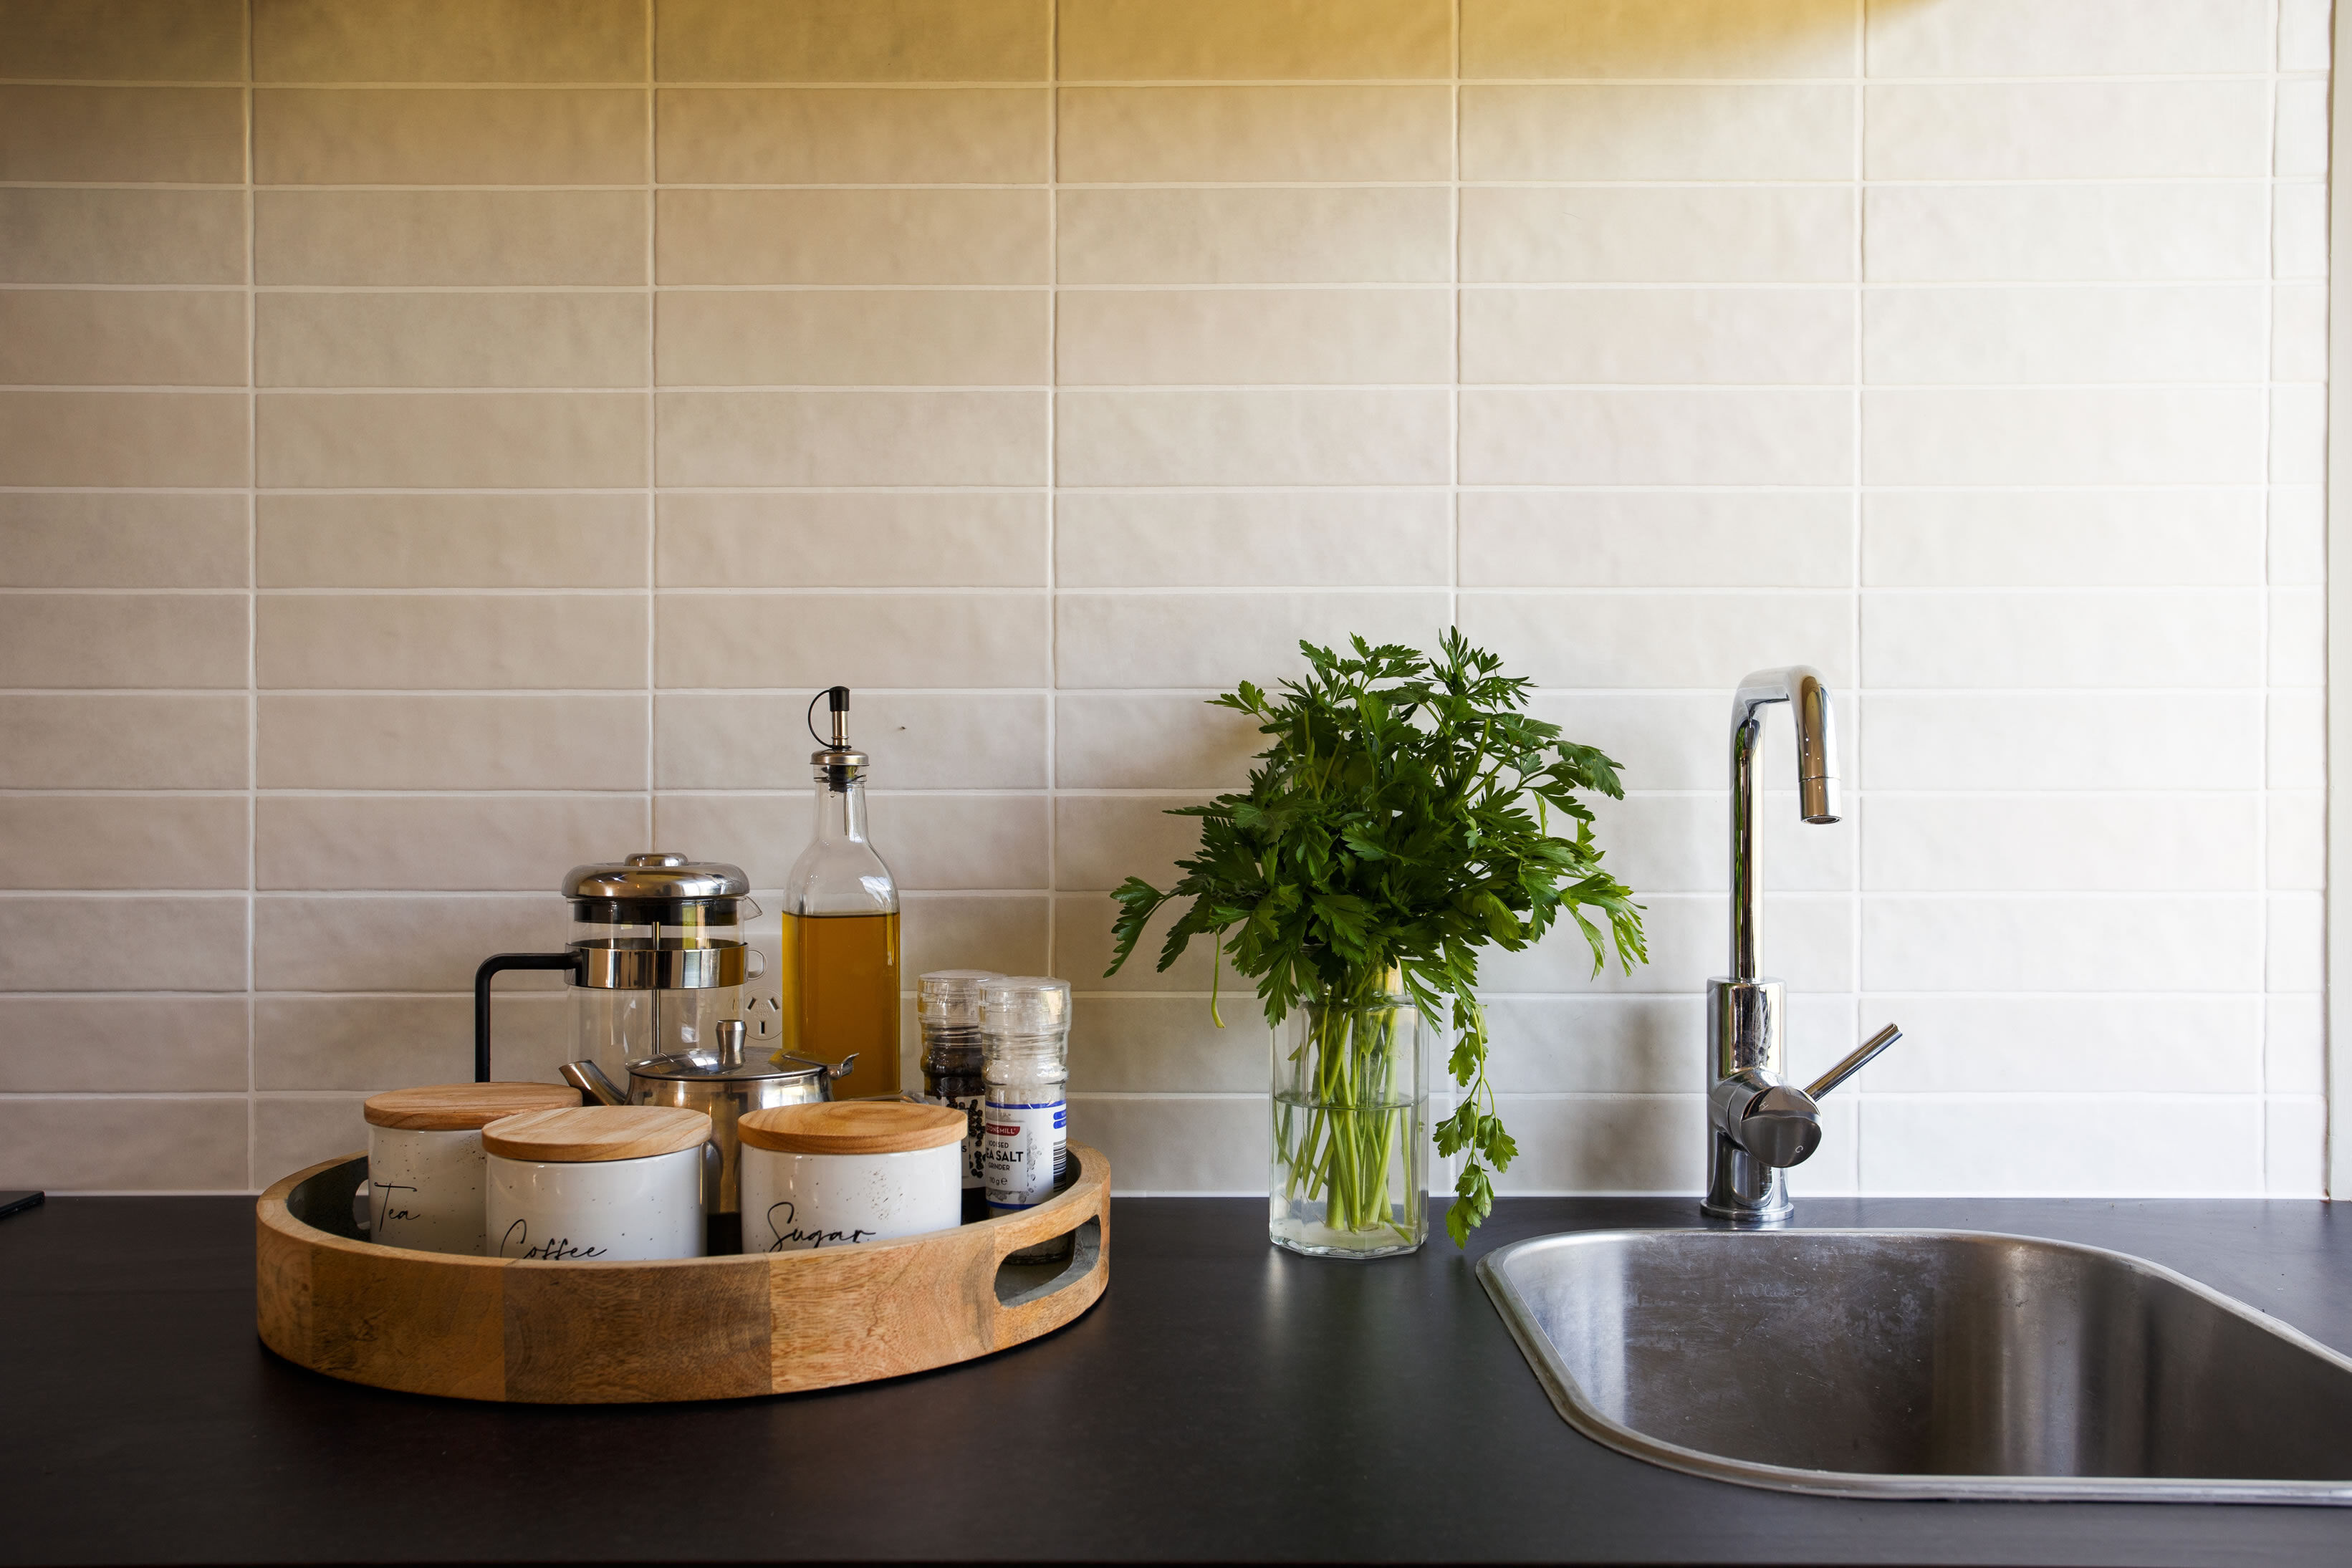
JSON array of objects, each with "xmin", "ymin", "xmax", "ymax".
[
  {"xmin": 1055, "ymin": 491, "xmax": 1449, "ymax": 587},
  {"xmin": 1488, "ymin": 1096, "xmax": 1703, "ymax": 1195},
  {"xmin": 257, "ymin": 494, "xmax": 647, "ymax": 588},
  {"xmin": 0, "ymin": 290, "xmax": 246, "ymax": 387},
  {"xmin": 0, "ymin": 492, "xmax": 246, "ymax": 587},
  {"xmin": 257, "ymin": 392, "xmax": 645, "ymax": 488},
  {"xmin": 1058, "ymin": 86, "xmax": 1449, "ymax": 182},
  {"xmin": 256, "ymin": 594, "xmax": 647, "ymax": 690},
  {"xmin": 1065, "ymin": 996, "xmax": 1260, "ymax": 1094},
  {"xmin": 1465, "ymin": 289, "xmax": 1851, "ymax": 385},
  {"xmin": 1868, "ymin": 795, "xmax": 2258, "ymax": 895},
  {"xmin": 1864, "ymin": 388, "xmax": 2265, "ymax": 487},
  {"xmin": 1066, "ymin": 1094, "xmax": 1264, "ymax": 1193},
  {"xmin": 1050, "ymin": 890, "xmax": 1219, "ymax": 991},
  {"xmin": 655, "ymin": 591, "xmax": 1048, "ymax": 688},
  {"xmin": 0, "ymin": 1096, "xmax": 248, "ymax": 1193},
  {"xmin": 1866, "ymin": 693, "xmax": 2260, "ymax": 791},
  {"xmin": 254, "ymin": 0, "xmax": 647, "ymax": 82},
  {"xmin": 255, "ymin": 190, "xmax": 646, "ymax": 285},
  {"xmin": 0, "ymin": 694, "xmax": 248, "ymax": 788},
  {"xmin": 2270, "ymin": 690, "xmax": 2327, "ymax": 789},
  {"xmin": 1462, "ymin": 186, "xmax": 1853, "ymax": 284},
  {"xmin": 2272, "ymin": 383, "xmax": 2329, "ymax": 484},
  {"xmin": 656, "ymin": 189, "xmax": 1047, "ymax": 284},
  {"xmin": 1866, "ymin": 183, "xmax": 2269, "ymax": 284},
  {"xmin": 656, "ymin": 491, "xmax": 1045, "ymax": 587},
  {"xmin": 257, "ymin": 292, "xmax": 645, "ymax": 389},
  {"xmin": 1863, "ymin": 490, "xmax": 2262, "ymax": 589},
  {"xmin": 658, "ymin": 290, "xmax": 1046, "ymax": 387},
  {"xmin": 1056, "ymin": 290, "xmax": 1450, "ymax": 385},
  {"xmin": 0, "ymin": 0, "xmax": 247, "ymax": 80},
  {"xmin": 1866, "ymin": 284, "xmax": 2266, "ymax": 385},
  {"xmin": 0, "ymin": 796, "xmax": 247, "ymax": 890},
  {"xmin": 0, "ymin": 592, "xmax": 247, "ymax": 688},
  {"xmin": 897, "ymin": 892, "xmax": 1050, "ymax": 981},
  {"xmin": 657, "ymin": 0, "xmax": 1047, "ymax": 82},
  {"xmin": 656, "ymin": 390, "xmax": 1045, "ymax": 485},
  {"xmin": 2270, "ymin": 587, "xmax": 2326, "ymax": 687},
  {"xmin": 258, "ymin": 794, "xmax": 650, "ymax": 891},
  {"xmin": 0, "ymin": 188, "xmax": 240, "ymax": 287},
  {"xmin": 1867, "ymin": 0, "xmax": 2269, "ymax": 76},
  {"xmin": 0, "ymin": 895, "xmax": 246, "ymax": 991},
  {"xmin": 1057, "ymin": 188, "xmax": 1450, "ymax": 284},
  {"xmin": 254, "ymin": 1096, "xmax": 370, "ymax": 1184},
  {"xmin": 1459, "ymin": 491, "xmax": 1852, "ymax": 589},
  {"xmin": 2270, "ymin": 485, "xmax": 2327, "ymax": 587},
  {"xmin": 0, "ymin": 997, "xmax": 247, "ymax": 1092},
  {"xmin": 2275, "ymin": 181, "xmax": 2329, "ymax": 279},
  {"xmin": 0, "ymin": 86, "xmax": 246, "ymax": 182},
  {"xmin": 656, "ymin": 691, "xmax": 1045, "ymax": 789},
  {"xmin": 2273, "ymin": 282, "xmax": 2328, "ymax": 383},
  {"xmin": 1054, "ymin": 792, "xmax": 1211, "ymax": 891},
  {"xmin": 256, "ymin": 993, "xmax": 571, "ymax": 1092},
  {"xmin": 2280, "ymin": 77, "xmax": 2331, "ymax": 176},
  {"xmin": 1461, "ymin": 390, "xmax": 1851, "ymax": 486},
  {"xmin": 1055, "ymin": 590, "xmax": 1451, "ymax": 688},
  {"xmin": 1482, "ymin": 885, "xmax": 1852, "ymax": 994},
  {"xmin": 0, "ymin": 390, "xmax": 247, "ymax": 485},
  {"xmin": 259, "ymin": 694, "xmax": 650, "ymax": 789},
  {"xmin": 1462, "ymin": 85, "xmax": 1853, "ymax": 181},
  {"xmin": 658, "ymin": 792, "xmax": 1047, "ymax": 890},
  {"xmin": 657, "ymin": 87, "xmax": 1046, "ymax": 183},
  {"xmin": 1054, "ymin": 694, "xmax": 1261, "ymax": 790},
  {"xmin": 1866, "ymin": 82, "xmax": 2270, "ymax": 181},
  {"xmin": 1862, "ymin": 590, "xmax": 2260, "ymax": 689},
  {"xmin": 1456, "ymin": 591, "xmax": 1853, "ymax": 689},
  {"xmin": 1464, "ymin": 0, "xmax": 1855, "ymax": 77},
  {"xmin": 1055, "ymin": 390, "xmax": 1449, "ymax": 486},
  {"xmin": 255, "ymin": 892, "xmax": 565, "ymax": 990},
  {"xmin": 1060, "ymin": 0, "xmax": 1449, "ymax": 80},
  {"xmin": 2267, "ymin": 1099, "xmax": 2327, "ymax": 1196},
  {"xmin": 254, "ymin": 87, "xmax": 645, "ymax": 186},
  {"xmin": 1866, "ymin": 894, "xmax": 2262, "ymax": 997}
]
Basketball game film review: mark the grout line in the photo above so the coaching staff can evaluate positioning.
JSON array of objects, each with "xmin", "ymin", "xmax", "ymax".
[
  {"xmin": 242, "ymin": 0, "xmax": 259, "ymax": 1192},
  {"xmin": 1848, "ymin": 0, "xmax": 1868, "ymax": 1188},
  {"xmin": 1043, "ymin": 0, "xmax": 1061, "ymax": 988},
  {"xmin": 2255, "ymin": 0, "xmax": 2282, "ymax": 1190},
  {"xmin": 645, "ymin": 0, "xmax": 658, "ymax": 842}
]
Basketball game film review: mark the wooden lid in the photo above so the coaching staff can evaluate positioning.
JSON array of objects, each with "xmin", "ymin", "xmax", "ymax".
[
  {"xmin": 481, "ymin": 1105, "xmax": 711, "ymax": 1163},
  {"xmin": 364, "ymin": 1082, "xmax": 581, "ymax": 1132},
  {"xmin": 739, "ymin": 1100, "xmax": 967, "ymax": 1156}
]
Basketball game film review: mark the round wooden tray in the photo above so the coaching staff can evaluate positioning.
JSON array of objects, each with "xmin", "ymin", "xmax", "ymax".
[{"xmin": 256, "ymin": 1145, "xmax": 1109, "ymax": 1403}]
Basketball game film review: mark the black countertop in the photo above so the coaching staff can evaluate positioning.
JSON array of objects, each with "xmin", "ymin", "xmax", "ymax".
[{"xmin": 4, "ymin": 1193, "xmax": 2350, "ymax": 1566}]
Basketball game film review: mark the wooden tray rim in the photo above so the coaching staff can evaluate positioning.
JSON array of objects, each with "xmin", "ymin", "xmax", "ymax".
[{"xmin": 256, "ymin": 1143, "xmax": 1109, "ymax": 1403}]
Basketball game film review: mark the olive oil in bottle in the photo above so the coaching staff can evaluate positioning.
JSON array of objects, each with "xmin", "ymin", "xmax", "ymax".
[{"xmin": 781, "ymin": 687, "xmax": 902, "ymax": 1100}]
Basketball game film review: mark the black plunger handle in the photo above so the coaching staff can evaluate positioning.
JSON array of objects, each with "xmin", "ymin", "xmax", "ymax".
[{"xmin": 473, "ymin": 952, "xmax": 582, "ymax": 1082}]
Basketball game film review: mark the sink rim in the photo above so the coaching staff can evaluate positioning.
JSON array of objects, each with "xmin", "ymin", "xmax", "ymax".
[{"xmin": 1477, "ymin": 1226, "xmax": 2352, "ymax": 1506}]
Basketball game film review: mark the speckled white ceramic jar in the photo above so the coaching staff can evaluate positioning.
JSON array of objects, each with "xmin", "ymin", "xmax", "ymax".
[
  {"xmin": 737, "ymin": 1100, "xmax": 965, "ymax": 1253},
  {"xmin": 481, "ymin": 1105, "xmax": 711, "ymax": 1262},
  {"xmin": 363, "ymin": 1082, "xmax": 582, "ymax": 1256}
]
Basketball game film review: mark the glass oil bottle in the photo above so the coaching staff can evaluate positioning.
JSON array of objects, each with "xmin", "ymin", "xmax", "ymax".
[{"xmin": 781, "ymin": 686, "xmax": 901, "ymax": 1100}]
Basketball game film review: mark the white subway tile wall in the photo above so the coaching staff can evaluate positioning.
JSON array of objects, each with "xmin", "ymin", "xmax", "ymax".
[{"xmin": 0, "ymin": 0, "xmax": 2328, "ymax": 1198}]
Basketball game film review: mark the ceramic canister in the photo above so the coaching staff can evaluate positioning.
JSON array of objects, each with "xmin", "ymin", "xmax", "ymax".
[
  {"xmin": 482, "ymin": 1105, "xmax": 712, "ymax": 1262},
  {"xmin": 736, "ymin": 1100, "xmax": 965, "ymax": 1253},
  {"xmin": 363, "ymin": 1082, "xmax": 582, "ymax": 1256}
]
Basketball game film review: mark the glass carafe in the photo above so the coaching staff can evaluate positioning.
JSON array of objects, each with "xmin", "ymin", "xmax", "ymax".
[{"xmin": 782, "ymin": 688, "xmax": 901, "ymax": 1100}]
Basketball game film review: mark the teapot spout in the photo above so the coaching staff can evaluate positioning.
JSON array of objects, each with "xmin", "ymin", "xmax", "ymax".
[{"xmin": 561, "ymin": 1060, "xmax": 629, "ymax": 1107}]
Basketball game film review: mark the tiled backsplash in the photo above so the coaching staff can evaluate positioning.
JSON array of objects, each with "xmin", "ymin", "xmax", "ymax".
[{"xmin": 0, "ymin": 0, "xmax": 2330, "ymax": 1198}]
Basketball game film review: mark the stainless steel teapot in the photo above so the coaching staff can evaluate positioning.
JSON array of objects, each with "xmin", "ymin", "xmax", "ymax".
[{"xmin": 564, "ymin": 1020, "xmax": 855, "ymax": 1254}]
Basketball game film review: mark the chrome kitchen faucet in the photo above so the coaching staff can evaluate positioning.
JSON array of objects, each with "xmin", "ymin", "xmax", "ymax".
[{"xmin": 1704, "ymin": 666, "xmax": 1901, "ymax": 1224}]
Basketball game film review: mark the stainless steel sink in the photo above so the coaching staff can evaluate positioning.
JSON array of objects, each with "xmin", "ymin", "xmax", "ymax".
[{"xmin": 1479, "ymin": 1228, "xmax": 2352, "ymax": 1504}]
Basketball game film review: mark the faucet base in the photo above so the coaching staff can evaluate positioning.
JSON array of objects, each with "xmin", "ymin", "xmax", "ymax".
[{"xmin": 1700, "ymin": 1196, "xmax": 1792, "ymax": 1226}]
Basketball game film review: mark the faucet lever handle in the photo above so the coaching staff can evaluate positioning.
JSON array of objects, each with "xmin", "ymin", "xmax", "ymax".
[{"xmin": 1803, "ymin": 1023, "xmax": 1902, "ymax": 1102}]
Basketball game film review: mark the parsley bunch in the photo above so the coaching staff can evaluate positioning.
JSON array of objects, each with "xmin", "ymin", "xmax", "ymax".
[{"xmin": 1105, "ymin": 630, "xmax": 1647, "ymax": 1244}]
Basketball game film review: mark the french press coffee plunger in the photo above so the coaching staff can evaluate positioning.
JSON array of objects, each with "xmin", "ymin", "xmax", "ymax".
[{"xmin": 473, "ymin": 852, "xmax": 764, "ymax": 1083}]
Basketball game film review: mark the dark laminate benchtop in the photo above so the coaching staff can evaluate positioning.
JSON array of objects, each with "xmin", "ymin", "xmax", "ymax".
[{"xmin": 4, "ymin": 1193, "xmax": 2348, "ymax": 1565}]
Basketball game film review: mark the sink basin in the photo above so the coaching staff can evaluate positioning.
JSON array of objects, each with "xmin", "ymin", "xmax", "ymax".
[{"xmin": 1479, "ymin": 1228, "xmax": 2352, "ymax": 1504}]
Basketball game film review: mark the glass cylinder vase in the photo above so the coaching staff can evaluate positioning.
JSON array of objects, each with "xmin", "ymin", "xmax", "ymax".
[{"xmin": 1269, "ymin": 973, "xmax": 1428, "ymax": 1258}]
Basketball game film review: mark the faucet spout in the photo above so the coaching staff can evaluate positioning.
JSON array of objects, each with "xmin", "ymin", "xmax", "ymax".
[{"xmin": 1729, "ymin": 665, "xmax": 1838, "ymax": 981}]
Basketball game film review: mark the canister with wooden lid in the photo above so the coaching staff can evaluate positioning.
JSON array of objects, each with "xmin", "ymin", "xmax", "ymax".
[
  {"xmin": 481, "ymin": 1105, "xmax": 712, "ymax": 1262},
  {"xmin": 736, "ymin": 1100, "xmax": 964, "ymax": 1253},
  {"xmin": 364, "ymin": 1082, "xmax": 581, "ymax": 1255}
]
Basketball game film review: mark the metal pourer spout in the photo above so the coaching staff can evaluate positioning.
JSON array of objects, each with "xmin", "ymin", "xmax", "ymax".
[{"xmin": 806, "ymin": 685, "xmax": 868, "ymax": 792}]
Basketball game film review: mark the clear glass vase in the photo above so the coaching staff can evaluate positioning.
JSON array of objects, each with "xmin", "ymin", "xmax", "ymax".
[{"xmin": 1269, "ymin": 973, "xmax": 1428, "ymax": 1258}]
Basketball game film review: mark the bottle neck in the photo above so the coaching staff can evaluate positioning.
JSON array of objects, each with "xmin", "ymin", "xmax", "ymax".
[{"xmin": 813, "ymin": 769, "xmax": 868, "ymax": 843}]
